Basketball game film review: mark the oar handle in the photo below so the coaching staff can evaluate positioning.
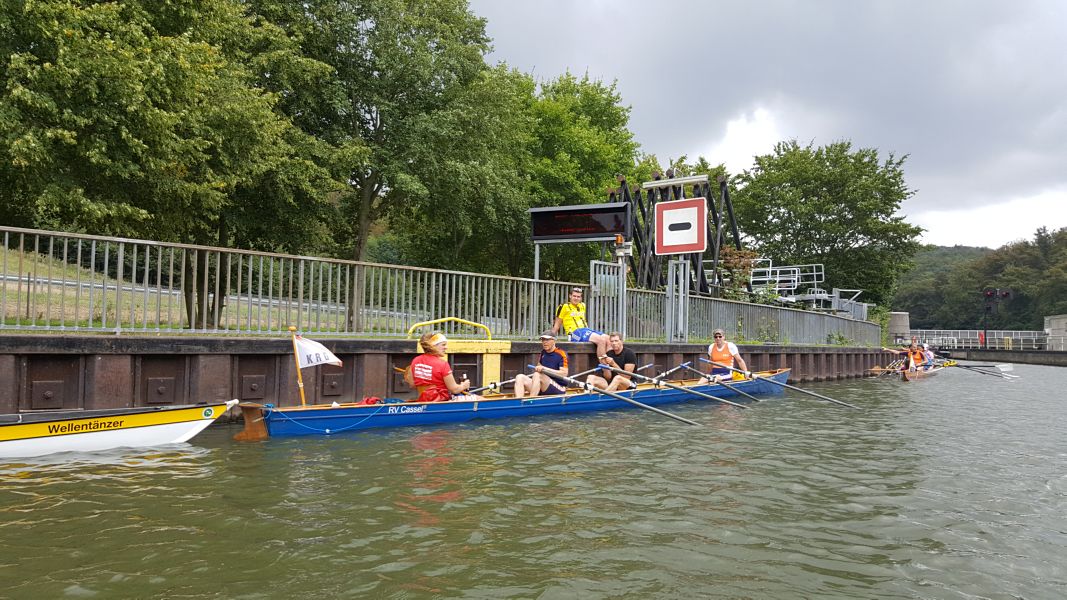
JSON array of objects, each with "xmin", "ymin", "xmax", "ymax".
[
  {"xmin": 653, "ymin": 361, "xmax": 691, "ymax": 382},
  {"xmin": 603, "ymin": 363, "xmax": 654, "ymax": 389},
  {"xmin": 698, "ymin": 357, "xmax": 753, "ymax": 379},
  {"xmin": 469, "ymin": 376, "xmax": 518, "ymax": 395},
  {"xmin": 681, "ymin": 364, "xmax": 762, "ymax": 403},
  {"xmin": 551, "ymin": 371, "xmax": 701, "ymax": 426},
  {"xmin": 599, "ymin": 364, "xmax": 748, "ymax": 409}
]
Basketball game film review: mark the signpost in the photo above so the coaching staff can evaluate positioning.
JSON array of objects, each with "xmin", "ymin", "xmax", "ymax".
[
  {"xmin": 654, "ymin": 197, "xmax": 707, "ymax": 255},
  {"xmin": 653, "ymin": 197, "xmax": 708, "ymax": 342}
]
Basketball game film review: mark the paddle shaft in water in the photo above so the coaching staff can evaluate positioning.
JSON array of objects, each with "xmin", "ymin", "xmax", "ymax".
[
  {"xmin": 700, "ymin": 358, "xmax": 861, "ymax": 410},
  {"xmin": 597, "ymin": 364, "xmax": 748, "ymax": 409},
  {"xmin": 528, "ymin": 365, "xmax": 701, "ymax": 426}
]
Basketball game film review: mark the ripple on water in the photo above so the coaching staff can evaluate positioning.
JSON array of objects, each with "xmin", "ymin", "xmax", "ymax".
[{"xmin": 2, "ymin": 365, "xmax": 1067, "ymax": 598}]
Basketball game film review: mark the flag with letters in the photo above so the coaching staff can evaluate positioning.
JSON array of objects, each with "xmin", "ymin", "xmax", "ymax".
[{"xmin": 293, "ymin": 335, "xmax": 343, "ymax": 368}]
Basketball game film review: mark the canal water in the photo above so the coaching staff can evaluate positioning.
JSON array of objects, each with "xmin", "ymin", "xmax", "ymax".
[{"xmin": 2, "ymin": 363, "xmax": 1065, "ymax": 599}]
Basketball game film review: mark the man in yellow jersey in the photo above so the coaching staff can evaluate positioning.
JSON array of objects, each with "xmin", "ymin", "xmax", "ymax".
[
  {"xmin": 699, "ymin": 328, "xmax": 750, "ymax": 383},
  {"xmin": 550, "ymin": 287, "xmax": 609, "ymax": 358}
]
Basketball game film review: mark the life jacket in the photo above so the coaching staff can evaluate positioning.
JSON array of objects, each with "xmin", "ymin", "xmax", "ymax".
[
  {"xmin": 709, "ymin": 342, "xmax": 735, "ymax": 367},
  {"xmin": 909, "ymin": 348, "xmax": 926, "ymax": 366}
]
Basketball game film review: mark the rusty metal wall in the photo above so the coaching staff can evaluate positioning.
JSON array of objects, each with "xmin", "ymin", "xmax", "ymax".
[{"xmin": 0, "ymin": 335, "xmax": 891, "ymax": 414}]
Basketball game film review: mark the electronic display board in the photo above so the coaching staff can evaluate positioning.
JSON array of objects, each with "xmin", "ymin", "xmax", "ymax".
[{"xmin": 528, "ymin": 203, "xmax": 631, "ymax": 242}]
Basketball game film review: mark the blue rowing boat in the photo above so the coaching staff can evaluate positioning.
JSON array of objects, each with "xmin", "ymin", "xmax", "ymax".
[{"xmin": 234, "ymin": 369, "xmax": 790, "ymax": 439}]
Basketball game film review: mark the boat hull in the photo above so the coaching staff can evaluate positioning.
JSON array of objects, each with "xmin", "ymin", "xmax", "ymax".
[
  {"xmin": 901, "ymin": 366, "xmax": 944, "ymax": 380},
  {"xmin": 252, "ymin": 370, "xmax": 790, "ymax": 437},
  {"xmin": 0, "ymin": 400, "xmax": 238, "ymax": 458}
]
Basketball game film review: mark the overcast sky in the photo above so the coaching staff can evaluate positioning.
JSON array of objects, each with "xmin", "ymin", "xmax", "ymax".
[{"xmin": 469, "ymin": 0, "xmax": 1067, "ymax": 248}]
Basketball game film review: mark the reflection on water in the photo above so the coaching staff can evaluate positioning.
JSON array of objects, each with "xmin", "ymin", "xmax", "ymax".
[{"xmin": 2, "ymin": 364, "xmax": 1066, "ymax": 598}]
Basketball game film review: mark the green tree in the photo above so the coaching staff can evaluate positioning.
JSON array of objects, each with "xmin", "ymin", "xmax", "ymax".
[
  {"xmin": 897, "ymin": 228, "xmax": 1067, "ymax": 330},
  {"xmin": 0, "ymin": 0, "xmax": 339, "ymax": 326},
  {"xmin": 384, "ymin": 70, "xmax": 640, "ymax": 280},
  {"xmin": 388, "ymin": 65, "xmax": 537, "ymax": 274},
  {"xmin": 892, "ymin": 245, "xmax": 991, "ymax": 328},
  {"xmin": 0, "ymin": 0, "xmax": 334, "ymax": 246},
  {"xmin": 732, "ymin": 140, "xmax": 922, "ymax": 305},
  {"xmin": 246, "ymin": 0, "xmax": 491, "ymax": 262},
  {"xmin": 524, "ymin": 73, "xmax": 640, "ymax": 282}
]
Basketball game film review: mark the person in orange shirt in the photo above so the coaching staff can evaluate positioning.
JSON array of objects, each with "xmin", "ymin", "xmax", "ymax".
[
  {"xmin": 699, "ymin": 328, "xmax": 750, "ymax": 383},
  {"xmin": 882, "ymin": 342, "xmax": 928, "ymax": 371}
]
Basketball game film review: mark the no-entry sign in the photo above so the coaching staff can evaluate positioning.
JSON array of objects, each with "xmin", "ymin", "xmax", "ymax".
[{"xmin": 654, "ymin": 197, "xmax": 707, "ymax": 255}]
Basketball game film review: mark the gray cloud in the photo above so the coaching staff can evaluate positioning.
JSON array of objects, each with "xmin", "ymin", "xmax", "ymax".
[{"xmin": 470, "ymin": 0, "xmax": 1067, "ymax": 218}]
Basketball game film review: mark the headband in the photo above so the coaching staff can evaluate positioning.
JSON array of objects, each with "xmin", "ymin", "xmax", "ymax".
[{"xmin": 429, "ymin": 333, "xmax": 448, "ymax": 346}]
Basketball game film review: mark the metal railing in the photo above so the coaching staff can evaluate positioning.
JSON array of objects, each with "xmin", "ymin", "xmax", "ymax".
[
  {"xmin": 1, "ymin": 225, "xmax": 881, "ymax": 344},
  {"xmin": 909, "ymin": 329, "xmax": 1050, "ymax": 351}
]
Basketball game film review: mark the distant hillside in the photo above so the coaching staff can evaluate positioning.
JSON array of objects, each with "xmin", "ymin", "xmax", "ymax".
[
  {"xmin": 892, "ymin": 245, "xmax": 991, "ymax": 328},
  {"xmin": 891, "ymin": 228, "xmax": 1067, "ymax": 330},
  {"xmin": 900, "ymin": 245, "xmax": 991, "ymax": 282}
]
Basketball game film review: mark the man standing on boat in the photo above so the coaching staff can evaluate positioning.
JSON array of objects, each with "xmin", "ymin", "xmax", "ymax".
[
  {"xmin": 586, "ymin": 332, "xmax": 638, "ymax": 392},
  {"xmin": 699, "ymin": 328, "xmax": 750, "ymax": 383},
  {"xmin": 551, "ymin": 287, "xmax": 610, "ymax": 358},
  {"xmin": 514, "ymin": 330, "xmax": 569, "ymax": 398}
]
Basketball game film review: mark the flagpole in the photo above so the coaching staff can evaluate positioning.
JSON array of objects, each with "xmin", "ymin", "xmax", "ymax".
[{"xmin": 289, "ymin": 326, "xmax": 307, "ymax": 407}]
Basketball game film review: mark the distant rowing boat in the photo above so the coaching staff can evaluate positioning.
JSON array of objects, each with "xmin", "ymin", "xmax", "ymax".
[
  {"xmin": 899, "ymin": 366, "xmax": 945, "ymax": 380},
  {"xmin": 0, "ymin": 400, "xmax": 238, "ymax": 459},
  {"xmin": 234, "ymin": 369, "xmax": 790, "ymax": 439}
]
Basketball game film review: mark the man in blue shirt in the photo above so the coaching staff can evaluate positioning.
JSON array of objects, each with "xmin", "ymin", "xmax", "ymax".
[{"xmin": 514, "ymin": 330, "xmax": 569, "ymax": 398}]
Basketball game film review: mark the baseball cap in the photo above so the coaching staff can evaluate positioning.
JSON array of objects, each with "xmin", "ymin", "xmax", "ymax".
[{"xmin": 539, "ymin": 330, "xmax": 556, "ymax": 340}]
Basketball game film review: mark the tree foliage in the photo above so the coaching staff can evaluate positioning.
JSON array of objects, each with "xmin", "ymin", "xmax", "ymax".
[
  {"xmin": 891, "ymin": 245, "xmax": 990, "ymax": 327},
  {"xmin": 2, "ymin": 0, "xmax": 950, "ymax": 311},
  {"xmin": 386, "ymin": 70, "xmax": 639, "ymax": 279},
  {"xmin": 0, "ymin": 0, "xmax": 337, "ymax": 249},
  {"xmin": 732, "ymin": 140, "xmax": 923, "ymax": 305},
  {"xmin": 246, "ymin": 0, "xmax": 491, "ymax": 261},
  {"xmin": 523, "ymin": 73, "xmax": 639, "ymax": 281}
]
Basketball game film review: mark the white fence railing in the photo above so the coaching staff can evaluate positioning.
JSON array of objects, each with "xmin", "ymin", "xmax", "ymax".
[
  {"xmin": 909, "ymin": 329, "xmax": 1052, "ymax": 351},
  {"xmin": 1, "ymin": 226, "xmax": 881, "ymax": 344}
]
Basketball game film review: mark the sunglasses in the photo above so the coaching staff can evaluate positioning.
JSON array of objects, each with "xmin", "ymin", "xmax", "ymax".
[{"xmin": 713, "ymin": 333, "xmax": 724, "ymax": 338}]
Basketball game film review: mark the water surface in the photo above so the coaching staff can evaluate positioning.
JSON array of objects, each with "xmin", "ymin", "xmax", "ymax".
[{"xmin": 2, "ymin": 364, "xmax": 1065, "ymax": 599}]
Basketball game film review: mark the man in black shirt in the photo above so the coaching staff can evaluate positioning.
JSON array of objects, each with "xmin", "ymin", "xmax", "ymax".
[{"xmin": 585, "ymin": 332, "xmax": 638, "ymax": 392}]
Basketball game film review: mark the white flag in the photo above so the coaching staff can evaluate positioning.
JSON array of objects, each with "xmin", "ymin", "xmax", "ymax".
[{"xmin": 293, "ymin": 336, "xmax": 343, "ymax": 369}]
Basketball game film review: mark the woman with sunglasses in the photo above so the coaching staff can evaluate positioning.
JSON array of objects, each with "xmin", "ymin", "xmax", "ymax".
[{"xmin": 699, "ymin": 328, "xmax": 749, "ymax": 383}]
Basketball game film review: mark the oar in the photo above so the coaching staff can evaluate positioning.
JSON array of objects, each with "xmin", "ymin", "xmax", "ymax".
[
  {"xmin": 470, "ymin": 363, "xmax": 653, "ymax": 394},
  {"xmin": 932, "ymin": 354, "xmax": 1015, "ymax": 380},
  {"xmin": 874, "ymin": 359, "xmax": 904, "ymax": 377},
  {"xmin": 652, "ymin": 361, "xmax": 692, "ymax": 384},
  {"xmin": 598, "ymin": 364, "xmax": 749, "ymax": 409},
  {"xmin": 528, "ymin": 365, "xmax": 701, "ymax": 426},
  {"xmin": 955, "ymin": 365, "xmax": 1013, "ymax": 379},
  {"xmin": 700, "ymin": 358, "xmax": 860, "ymax": 410},
  {"xmin": 955, "ymin": 364, "xmax": 1016, "ymax": 375},
  {"xmin": 470, "ymin": 376, "xmax": 521, "ymax": 395},
  {"xmin": 680, "ymin": 364, "xmax": 763, "ymax": 403}
]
